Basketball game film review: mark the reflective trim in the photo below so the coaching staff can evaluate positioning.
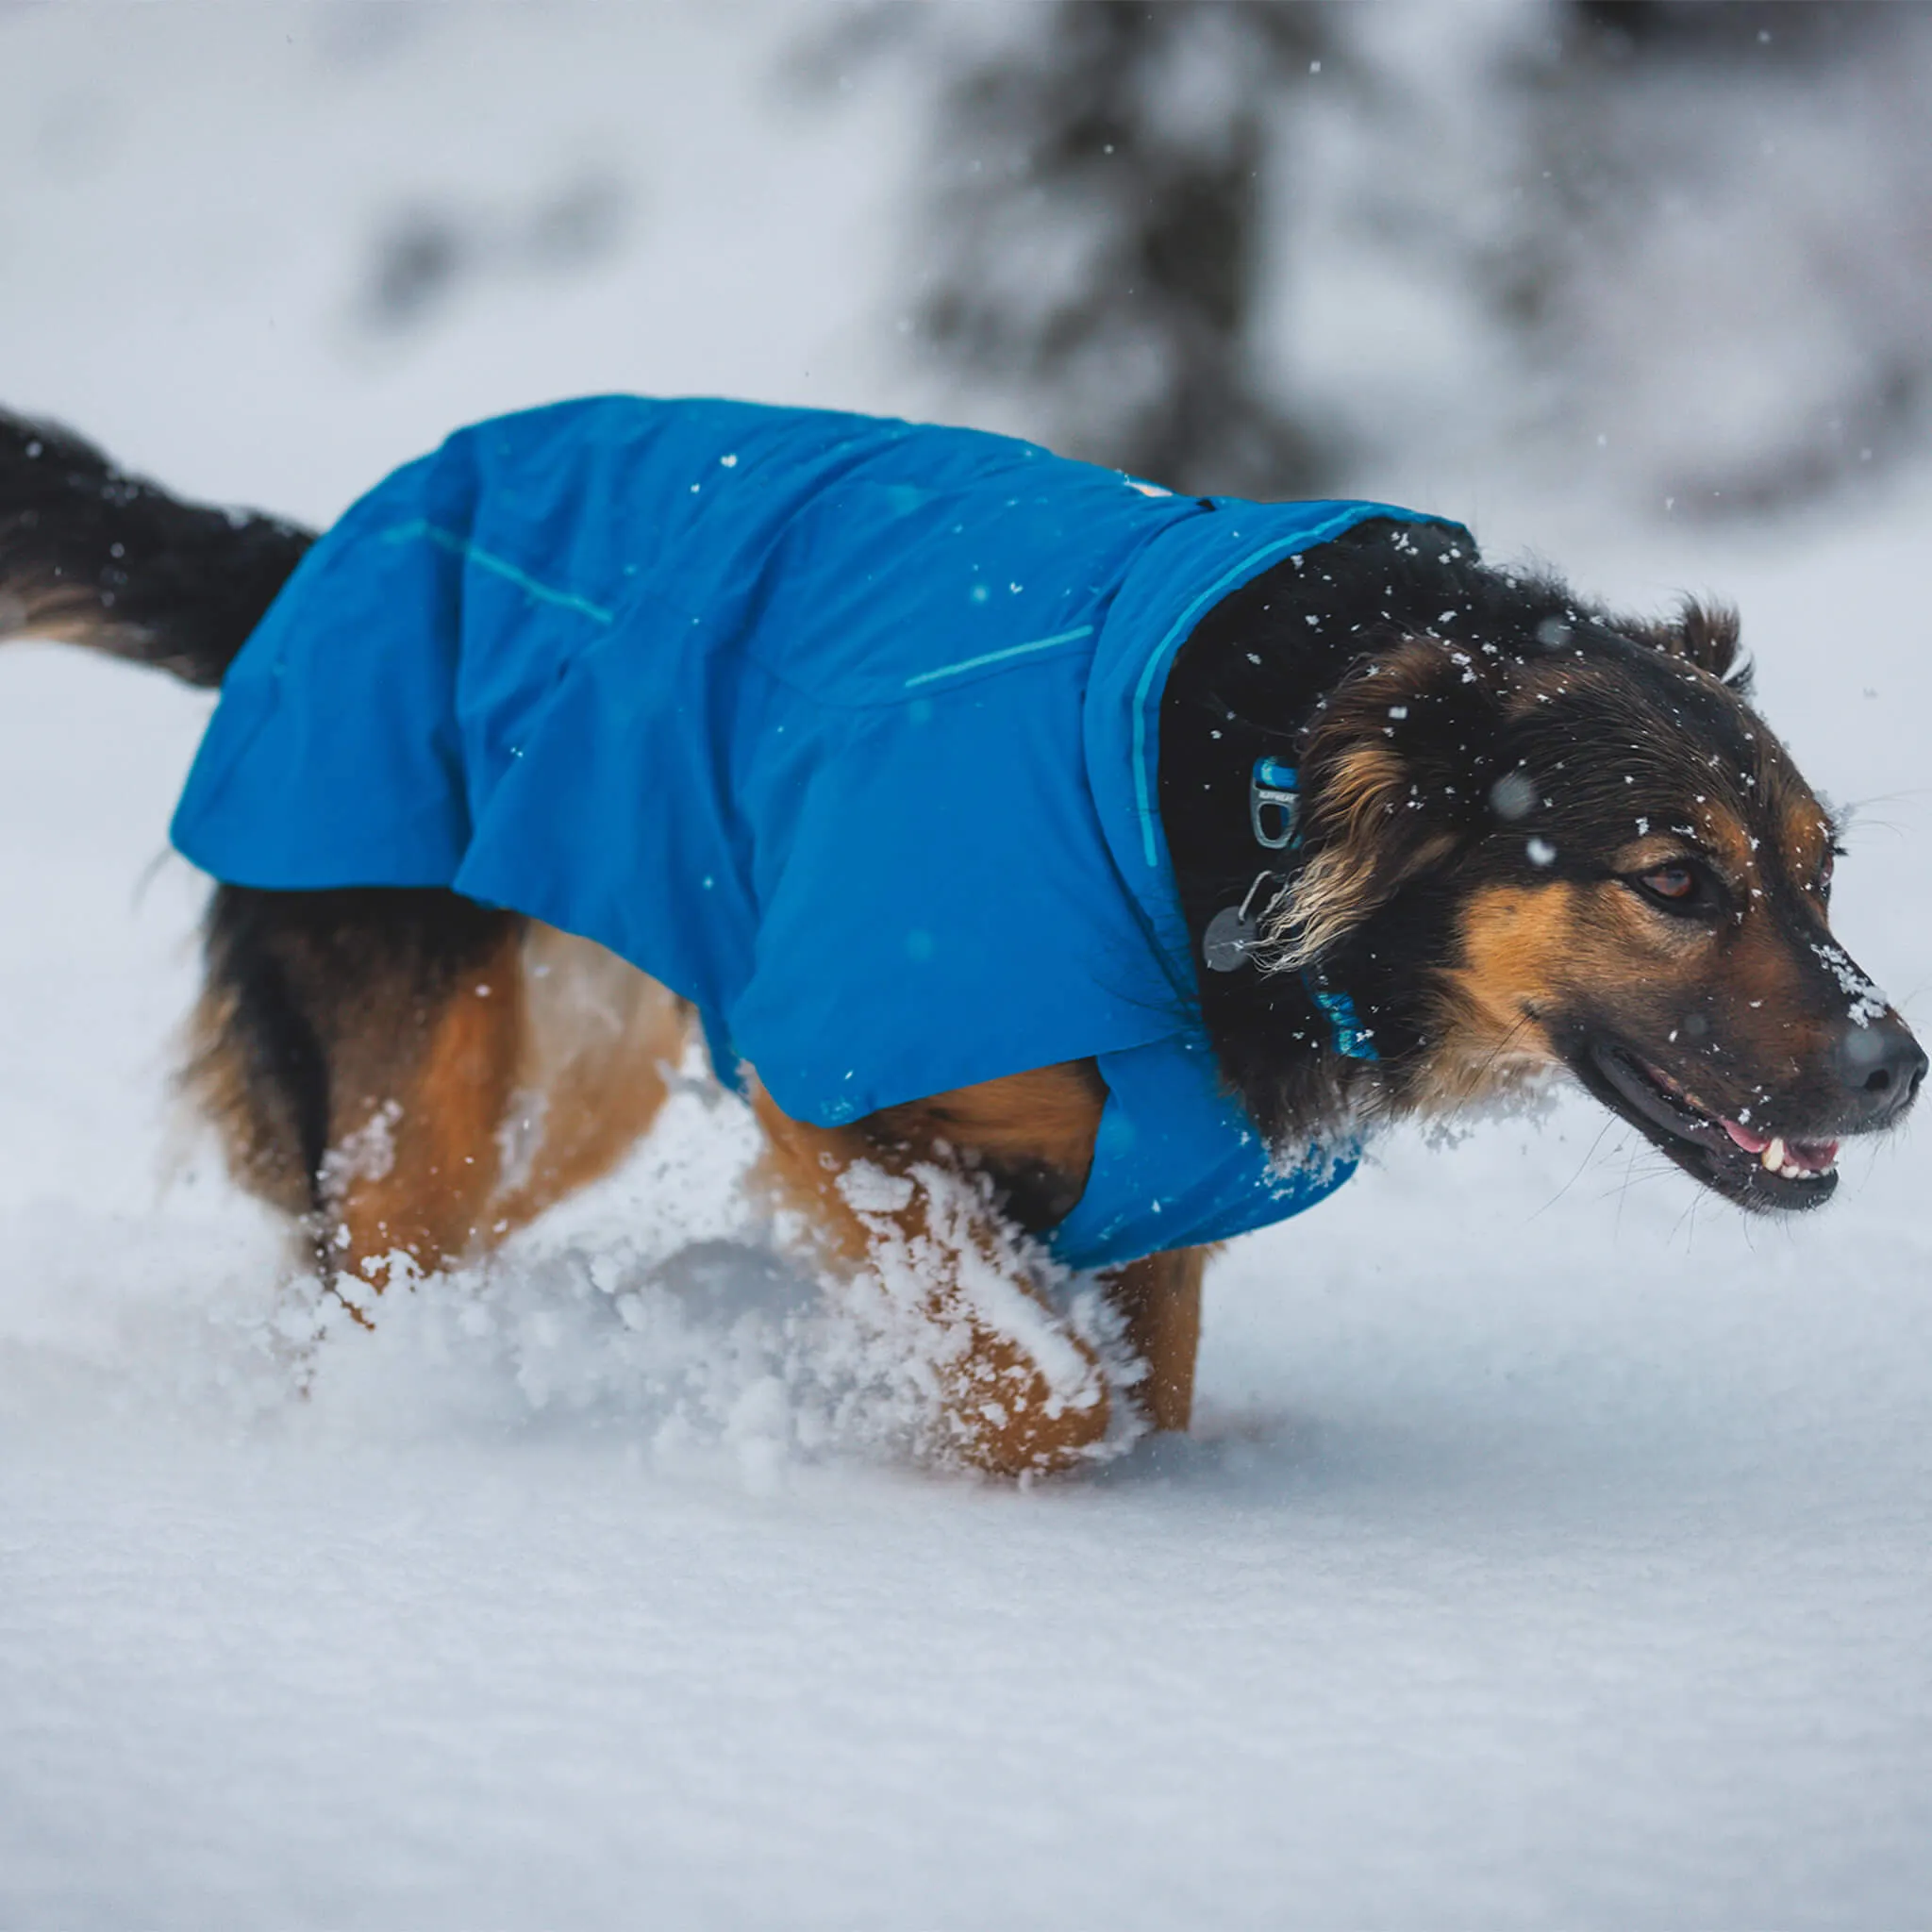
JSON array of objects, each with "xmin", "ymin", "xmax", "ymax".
[
  {"xmin": 381, "ymin": 520, "xmax": 616, "ymax": 625},
  {"xmin": 902, "ymin": 625, "xmax": 1095, "ymax": 690}
]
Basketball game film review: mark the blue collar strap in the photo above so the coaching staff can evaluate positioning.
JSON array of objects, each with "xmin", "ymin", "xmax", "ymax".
[
  {"xmin": 1308, "ymin": 984, "xmax": 1377, "ymax": 1060},
  {"xmin": 1198, "ymin": 757, "xmax": 1379, "ymax": 1062}
]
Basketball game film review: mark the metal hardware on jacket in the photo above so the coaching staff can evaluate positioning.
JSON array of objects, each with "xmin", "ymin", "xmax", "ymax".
[
  {"xmin": 171, "ymin": 397, "xmax": 1456, "ymax": 1267},
  {"xmin": 1203, "ymin": 758, "xmax": 1380, "ymax": 1064}
]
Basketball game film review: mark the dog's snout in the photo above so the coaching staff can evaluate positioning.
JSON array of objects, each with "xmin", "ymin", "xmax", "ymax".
[{"xmin": 1831, "ymin": 1014, "xmax": 1928, "ymax": 1125}]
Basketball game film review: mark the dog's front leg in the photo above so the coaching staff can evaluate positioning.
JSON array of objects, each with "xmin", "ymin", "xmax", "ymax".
[
  {"xmin": 747, "ymin": 1080, "xmax": 1115, "ymax": 1476},
  {"xmin": 1103, "ymin": 1247, "xmax": 1209, "ymax": 1434}
]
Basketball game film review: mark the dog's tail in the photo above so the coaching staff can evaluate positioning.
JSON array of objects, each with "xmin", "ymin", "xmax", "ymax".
[{"xmin": 0, "ymin": 408, "xmax": 313, "ymax": 688}]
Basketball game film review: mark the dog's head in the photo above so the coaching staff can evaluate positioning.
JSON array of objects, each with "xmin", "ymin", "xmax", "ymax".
[{"xmin": 1264, "ymin": 599, "xmax": 1924, "ymax": 1209}]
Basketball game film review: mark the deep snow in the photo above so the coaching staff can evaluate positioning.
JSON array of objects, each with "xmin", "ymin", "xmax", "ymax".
[{"xmin": 4, "ymin": 8, "xmax": 1932, "ymax": 1929}]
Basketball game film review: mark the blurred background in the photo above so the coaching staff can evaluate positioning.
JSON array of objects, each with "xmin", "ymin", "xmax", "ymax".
[{"xmin": 5, "ymin": 0, "xmax": 1930, "ymax": 542}]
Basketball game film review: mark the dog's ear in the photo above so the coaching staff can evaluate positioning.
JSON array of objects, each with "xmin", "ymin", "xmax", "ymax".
[
  {"xmin": 1628, "ymin": 596, "xmax": 1750, "ymax": 690},
  {"xmin": 1259, "ymin": 636, "xmax": 1510, "ymax": 972}
]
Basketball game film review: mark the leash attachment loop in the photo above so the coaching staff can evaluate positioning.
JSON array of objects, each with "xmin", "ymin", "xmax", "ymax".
[
  {"xmin": 1249, "ymin": 756, "xmax": 1301, "ymax": 850},
  {"xmin": 1203, "ymin": 755, "xmax": 1380, "ymax": 1062}
]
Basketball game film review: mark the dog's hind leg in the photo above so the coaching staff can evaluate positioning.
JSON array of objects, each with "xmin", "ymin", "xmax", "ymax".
[
  {"xmin": 188, "ymin": 891, "xmax": 691, "ymax": 1296},
  {"xmin": 746, "ymin": 1071, "xmax": 1118, "ymax": 1475},
  {"xmin": 481, "ymin": 923, "xmax": 692, "ymax": 1241},
  {"xmin": 186, "ymin": 884, "xmax": 525, "ymax": 1291},
  {"xmin": 314, "ymin": 946, "xmax": 525, "ymax": 1291}
]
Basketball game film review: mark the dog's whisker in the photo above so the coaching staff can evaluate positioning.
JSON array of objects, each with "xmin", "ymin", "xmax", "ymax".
[{"xmin": 1529, "ymin": 1112, "xmax": 1620, "ymax": 1221}]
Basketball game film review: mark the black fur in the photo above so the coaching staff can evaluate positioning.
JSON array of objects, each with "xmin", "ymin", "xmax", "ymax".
[
  {"xmin": 1159, "ymin": 515, "xmax": 1751, "ymax": 1145},
  {"xmin": 0, "ymin": 409, "xmax": 311, "ymax": 686}
]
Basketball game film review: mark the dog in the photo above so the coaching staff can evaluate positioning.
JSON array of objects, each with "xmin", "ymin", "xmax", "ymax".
[{"xmin": 2, "ymin": 396, "xmax": 1922, "ymax": 1475}]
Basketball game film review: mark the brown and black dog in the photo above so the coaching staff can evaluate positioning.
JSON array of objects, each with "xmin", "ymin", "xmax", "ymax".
[{"xmin": 1, "ymin": 411, "xmax": 1922, "ymax": 1474}]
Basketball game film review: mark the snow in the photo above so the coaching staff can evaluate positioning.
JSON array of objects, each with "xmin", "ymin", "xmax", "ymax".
[{"xmin": 5, "ymin": 8, "xmax": 1932, "ymax": 1927}]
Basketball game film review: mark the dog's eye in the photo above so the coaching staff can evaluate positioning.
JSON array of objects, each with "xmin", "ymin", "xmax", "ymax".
[{"xmin": 1630, "ymin": 861, "xmax": 1709, "ymax": 913}]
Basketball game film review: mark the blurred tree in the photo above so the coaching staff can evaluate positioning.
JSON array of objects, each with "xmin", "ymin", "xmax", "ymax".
[
  {"xmin": 1500, "ymin": 0, "xmax": 1931, "ymax": 514},
  {"xmin": 1567, "ymin": 1, "xmax": 1876, "ymax": 62},
  {"xmin": 824, "ymin": 0, "xmax": 1932, "ymax": 523},
  {"xmin": 899, "ymin": 2, "xmax": 1334, "ymax": 498}
]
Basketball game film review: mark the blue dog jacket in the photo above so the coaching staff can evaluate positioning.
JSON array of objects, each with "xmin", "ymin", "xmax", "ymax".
[{"xmin": 173, "ymin": 397, "xmax": 1456, "ymax": 1268}]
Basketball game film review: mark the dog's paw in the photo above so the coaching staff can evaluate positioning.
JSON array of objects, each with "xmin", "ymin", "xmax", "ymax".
[{"xmin": 833, "ymin": 1157, "xmax": 1140, "ymax": 1477}]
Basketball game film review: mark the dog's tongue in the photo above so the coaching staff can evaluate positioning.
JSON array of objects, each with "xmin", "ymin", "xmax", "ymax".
[{"xmin": 1722, "ymin": 1117, "xmax": 1840, "ymax": 1172}]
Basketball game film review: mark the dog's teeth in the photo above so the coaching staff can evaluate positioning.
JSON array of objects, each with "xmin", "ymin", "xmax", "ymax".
[{"xmin": 1761, "ymin": 1137, "xmax": 1786, "ymax": 1172}]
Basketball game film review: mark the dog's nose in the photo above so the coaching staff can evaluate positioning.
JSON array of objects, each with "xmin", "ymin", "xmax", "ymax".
[{"xmin": 1831, "ymin": 1014, "xmax": 1928, "ymax": 1125}]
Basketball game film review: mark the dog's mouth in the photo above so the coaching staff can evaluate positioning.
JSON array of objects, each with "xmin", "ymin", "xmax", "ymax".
[{"xmin": 1578, "ymin": 1039, "xmax": 1840, "ymax": 1211}]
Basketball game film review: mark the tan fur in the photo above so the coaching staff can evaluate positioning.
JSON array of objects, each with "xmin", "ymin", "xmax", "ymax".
[
  {"xmin": 322, "ymin": 938, "xmax": 525, "ymax": 1284},
  {"xmin": 325, "ymin": 926, "xmax": 702, "ymax": 1283},
  {"xmin": 1781, "ymin": 798, "xmax": 1834, "ymax": 908},
  {"xmin": 3, "ymin": 578, "xmax": 148, "ymax": 658},
  {"xmin": 1693, "ymin": 799, "xmax": 1758, "ymax": 884},
  {"xmin": 1260, "ymin": 641, "xmax": 1473, "ymax": 974},
  {"xmin": 742, "ymin": 1061, "xmax": 1205, "ymax": 1462},
  {"xmin": 486, "ymin": 924, "xmax": 692, "ymax": 1239},
  {"xmin": 187, "ymin": 921, "xmax": 688, "ymax": 1284},
  {"xmin": 190, "ymin": 915, "xmax": 1208, "ymax": 1471},
  {"xmin": 1408, "ymin": 881, "xmax": 1581, "ymax": 1113},
  {"xmin": 746, "ymin": 1070, "xmax": 1118, "ymax": 1475},
  {"xmin": 1108, "ymin": 1247, "xmax": 1208, "ymax": 1432},
  {"xmin": 1417, "ymin": 807, "xmax": 1844, "ymax": 1118},
  {"xmin": 866, "ymin": 1058, "xmax": 1108, "ymax": 1227},
  {"xmin": 1260, "ymin": 741, "xmax": 1401, "ymax": 971},
  {"xmin": 1442, "ymin": 882, "xmax": 1578, "ymax": 1050},
  {"xmin": 754, "ymin": 1060, "xmax": 1217, "ymax": 1468}
]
